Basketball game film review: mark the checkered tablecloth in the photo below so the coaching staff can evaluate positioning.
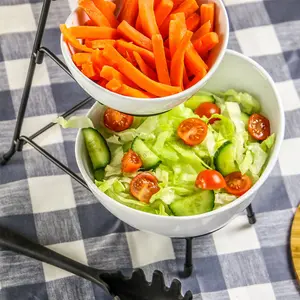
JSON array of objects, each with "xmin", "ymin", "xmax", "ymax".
[{"xmin": 0, "ymin": 0, "xmax": 300, "ymax": 299}]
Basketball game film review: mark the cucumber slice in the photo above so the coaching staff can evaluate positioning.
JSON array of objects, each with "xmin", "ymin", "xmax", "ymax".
[
  {"xmin": 170, "ymin": 190, "xmax": 214, "ymax": 216},
  {"xmin": 83, "ymin": 128, "xmax": 111, "ymax": 170},
  {"xmin": 185, "ymin": 94, "xmax": 215, "ymax": 110},
  {"xmin": 150, "ymin": 200, "xmax": 173, "ymax": 216},
  {"xmin": 214, "ymin": 141, "xmax": 239, "ymax": 176},
  {"xmin": 94, "ymin": 169, "xmax": 105, "ymax": 181},
  {"xmin": 132, "ymin": 137, "xmax": 161, "ymax": 170},
  {"xmin": 241, "ymin": 112, "xmax": 250, "ymax": 129}
]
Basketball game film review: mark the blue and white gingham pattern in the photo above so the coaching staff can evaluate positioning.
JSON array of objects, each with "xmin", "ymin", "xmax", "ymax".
[{"xmin": 1, "ymin": 0, "xmax": 300, "ymax": 299}]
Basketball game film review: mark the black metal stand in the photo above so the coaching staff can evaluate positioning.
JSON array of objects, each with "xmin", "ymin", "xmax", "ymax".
[{"xmin": 0, "ymin": 0, "xmax": 256, "ymax": 278}]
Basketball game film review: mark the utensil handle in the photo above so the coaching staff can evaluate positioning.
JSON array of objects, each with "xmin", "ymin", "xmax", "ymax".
[{"xmin": 0, "ymin": 226, "xmax": 110, "ymax": 294}]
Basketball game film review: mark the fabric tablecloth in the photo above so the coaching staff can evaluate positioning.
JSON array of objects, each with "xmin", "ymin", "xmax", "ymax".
[{"xmin": 1, "ymin": 0, "xmax": 300, "ymax": 299}]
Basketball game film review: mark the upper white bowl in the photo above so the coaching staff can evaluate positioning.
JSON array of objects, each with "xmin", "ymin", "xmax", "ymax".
[
  {"xmin": 75, "ymin": 50, "xmax": 285, "ymax": 238},
  {"xmin": 61, "ymin": 0, "xmax": 229, "ymax": 115}
]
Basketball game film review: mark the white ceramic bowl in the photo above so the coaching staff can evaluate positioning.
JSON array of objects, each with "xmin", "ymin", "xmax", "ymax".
[
  {"xmin": 61, "ymin": 0, "xmax": 229, "ymax": 115},
  {"xmin": 75, "ymin": 50, "xmax": 285, "ymax": 238}
]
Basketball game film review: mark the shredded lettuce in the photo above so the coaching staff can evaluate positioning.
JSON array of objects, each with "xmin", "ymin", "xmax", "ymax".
[
  {"xmin": 238, "ymin": 150, "xmax": 253, "ymax": 175},
  {"xmin": 211, "ymin": 114, "xmax": 235, "ymax": 141},
  {"xmin": 57, "ymin": 90, "xmax": 275, "ymax": 216},
  {"xmin": 248, "ymin": 143, "xmax": 268, "ymax": 175},
  {"xmin": 54, "ymin": 116, "xmax": 94, "ymax": 129},
  {"xmin": 220, "ymin": 89, "xmax": 261, "ymax": 115}
]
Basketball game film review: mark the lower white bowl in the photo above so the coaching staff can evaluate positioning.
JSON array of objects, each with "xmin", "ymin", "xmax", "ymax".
[{"xmin": 75, "ymin": 50, "xmax": 285, "ymax": 238}]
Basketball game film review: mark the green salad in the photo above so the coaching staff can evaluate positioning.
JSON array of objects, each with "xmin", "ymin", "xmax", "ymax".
[{"xmin": 58, "ymin": 89, "xmax": 275, "ymax": 216}]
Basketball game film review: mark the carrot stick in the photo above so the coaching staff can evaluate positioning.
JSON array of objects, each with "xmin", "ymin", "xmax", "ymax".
[
  {"xmin": 138, "ymin": 0, "xmax": 159, "ymax": 38},
  {"xmin": 173, "ymin": 0, "xmax": 199, "ymax": 17},
  {"xmin": 133, "ymin": 51, "xmax": 157, "ymax": 81},
  {"xmin": 170, "ymin": 31, "xmax": 192, "ymax": 88},
  {"xmin": 154, "ymin": 0, "xmax": 174, "ymax": 27},
  {"xmin": 186, "ymin": 67, "xmax": 207, "ymax": 88},
  {"xmin": 185, "ymin": 43, "xmax": 208, "ymax": 75},
  {"xmin": 191, "ymin": 21, "xmax": 211, "ymax": 42},
  {"xmin": 169, "ymin": 13, "xmax": 186, "ymax": 57},
  {"xmin": 68, "ymin": 26, "xmax": 118, "ymax": 40},
  {"xmin": 118, "ymin": 0, "xmax": 139, "ymax": 26},
  {"xmin": 107, "ymin": 79, "xmax": 151, "ymax": 98},
  {"xmin": 205, "ymin": 50, "xmax": 216, "ymax": 69},
  {"xmin": 125, "ymin": 50, "xmax": 137, "ymax": 66},
  {"xmin": 117, "ymin": 20, "xmax": 152, "ymax": 50},
  {"xmin": 183, "ymin": 68, "xmax": 189, "ymax": 87},
  {"xmin": 106, "ymin": 1, "xmax": 116, "ymax": 13},
  {"xmin": 173, "ymin": 0, "xmax": 185, "ymax": 9},
  {"xmin": 106, "ymin": 78, "xmax": 122, "ymax": 91},
  {"xmin": 200, "ymin": 3, "xmax": 215, "ymax": 31},
  {"xmin": 135, "ymin": 15, "xmax": 143, "ymax": 32},
  {"xmin": 86, "ymin": 39, "xmax": 116, "ymax": 49},
  {"xmin": 154, "ymin": 0, "xmax": 160, "ymax": 8},
  {"xmin": 152, "ymin": 34, "xmax": 170, "ymax": 85},
  {"xmin": 79, "ymin": 0, "xmax": 111, "ymax": 27},
  {"xmin": 98, "ymin": 79, "xmax": 108, "ymax": 87},
  {"xmin": 116, "ymin": 40, "xmax": 156, "ymax": 68},
  {"xmin": 164, "ymin": 47, "xmax": 171, "ymax": 60},
  {"xmin": 82, "ymin": 62, "xmax": 99, "ymax": 79},
  {"xmin": 103, "ymin": 45, "xmax": 182, "ymax": 96},
  {"xmin": 72, "ymin": 53, "xmax": 92, "ymax": 66},
  {"xmin": 91, "ymin": 49, "xmax": 110, "ymax": 73},
  {"xmin": 60, "ymin": 24, "xmax": 93, "ymax": 53},
  {"xmin": 193, "ymin": 32, "xmax": 219, "ymax": 57},
  {"xmin": 186, "ymin": 13, "xmax": 200, "ymax": 31},
  {"xmin": 100, "ymin": 65, "xmax": 138, "ymax": 87},
  {"xmin": 159, "ymin": 0, "xmax": 198, "ymax": 38},
  {"xmin": 84, "ymin": 19, "xmax": 96, "ymax": 26},
  {"xmin": 93, "ymin": 0, "xmax": 119, "ymax": 27}
]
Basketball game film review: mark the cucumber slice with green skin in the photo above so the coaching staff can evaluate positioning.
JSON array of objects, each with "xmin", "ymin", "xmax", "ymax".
[
  {"xmin": 131, "ymin": 137, "xmax": 161, "ymax": 170},
  {"xmin": 150, "ymin": 200, "xmax": 173, "ymax": 215},
  {"xmin": 82, "ymin": 128, "xmax": 111, "ymax": 170},
  {"xmin": 241, "ymin": 112, "xmax": 250, "ymax": 129},
  {"xmin": 170, "ymin": 190, "xmax": 214, "ymax": 216},
  {"xmin": 184, "ymin": 94, "xmax": 215, "ymax": 110},
  {"xmin": 214, "ymin": 141, "xmax": 239, "ymax": 176},
  {"xmin": 94, "ymin": 169, "xmax": 105, "ymax": 181}
]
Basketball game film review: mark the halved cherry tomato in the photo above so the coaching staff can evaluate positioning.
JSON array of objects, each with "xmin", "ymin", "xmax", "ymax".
[
  {"xmin": 122, "ymin": 149, "xmax": 142, "ymax": 173},
  {"xmin": 225, "ymin": 172, "xmax": 252, "ymax": 196},
  {"xmin": 177, "ymin": 118, "xmax": 208, "ymax": 146},
  {"xmin": 195, "ymin": 170, "xmax": 226, "ymax": 190},
  {"xmin": 194, "ymin": 102, "xmax": 221, "ymax": 124},
  {"xmin": 248, "ymin": 113, "xmax": 270, "ymax": 141},
  {"xmin": 130, "ymin": 172, "xmax": 160, "ymax": 203},
  {"xmin": 104, "ymin": 108, "xmax": 134, "ymax": 132}
]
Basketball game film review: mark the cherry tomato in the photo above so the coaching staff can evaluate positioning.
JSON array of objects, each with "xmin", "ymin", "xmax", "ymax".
[
  {"xmin": 248, "ymin": 113, "xmax": 270, "ymax": 141},
  {"xmin": 177, "ymin": 118, "xmax": 208, "ymax": 146},
  {"xmin": 224, "ymin": 172, "xmax": 252, "ymax": 196},
  {"xmin": 130, "ymin": 172, "xmax": 160, "ymax": 203},
  {"xmin": 195, "ymin": 170, "xmax": 226, "ymax": 190},
  {"xmin": 194, "ymin": 102, "xmax": 220, "ymax": 124},
  {"xmin": 122, "ymin": 150, "xmax": 142, "ymax": 173},
  {"xmin": 104, "ymin": 108, "xmax": 134, "ymax": 132}
]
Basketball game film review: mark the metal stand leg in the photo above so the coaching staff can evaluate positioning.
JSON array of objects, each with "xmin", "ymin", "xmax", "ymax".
[
  {"xmin": 246, "ymin": 204, "xmax": 256, "ymax": 224},
  {"xmin": 1, "ymin": 0, "xmax": 52, "ymax": 165},
  {"xmin": 180, "ymin": 238, "xmax": 193, "ymax": 278}
]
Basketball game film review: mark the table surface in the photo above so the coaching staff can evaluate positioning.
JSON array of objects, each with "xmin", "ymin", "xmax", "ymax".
[{"xmin": 1, "ymin": 0, "xmax": 300, "ymax": 299}]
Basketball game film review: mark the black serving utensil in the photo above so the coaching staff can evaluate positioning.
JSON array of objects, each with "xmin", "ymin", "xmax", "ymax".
[{"xmin": 0, "ymin": 226, "xmax": 193, "ymax": 300}]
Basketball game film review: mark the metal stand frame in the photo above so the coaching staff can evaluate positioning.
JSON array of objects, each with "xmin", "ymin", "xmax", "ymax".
[{"xmin": 0, "ymin": 0, "xmax": 256, "ymax": 278}]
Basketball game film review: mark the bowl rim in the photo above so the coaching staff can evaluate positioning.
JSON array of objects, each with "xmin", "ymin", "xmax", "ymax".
[
  {"xmin": 60, "ymin": 0, "xmax": 229, "ymax": 103},
  {"xmin": 75, "ymin": 49, "xmax": 285, "ymax": 220}
]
